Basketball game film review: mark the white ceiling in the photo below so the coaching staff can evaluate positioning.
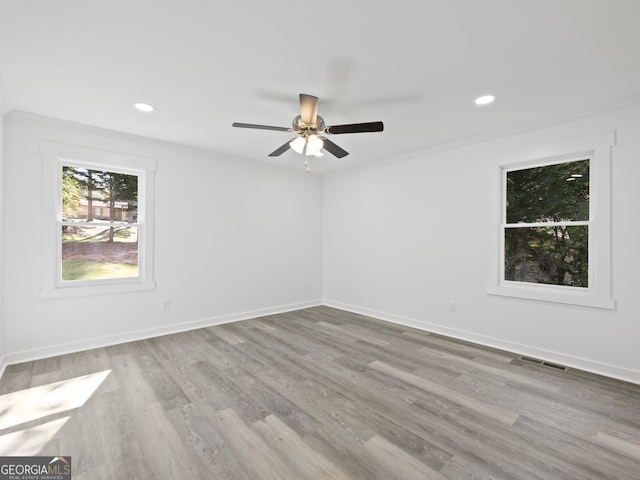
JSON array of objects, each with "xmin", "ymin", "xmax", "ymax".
[{"xmin": 1, "ymin": 0, "xmax": 639, "ymax": 174}]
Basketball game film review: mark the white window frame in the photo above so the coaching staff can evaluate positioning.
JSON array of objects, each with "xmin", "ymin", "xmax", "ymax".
[
  {"xmin": 39, "ymin": 141, "xmax": 156, "ymax": 298},
  {"xmin": 487, "ymin": 131, "xmax": 615, "ymax": 309}
]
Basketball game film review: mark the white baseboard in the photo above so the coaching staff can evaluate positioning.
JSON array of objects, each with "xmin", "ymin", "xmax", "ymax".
[
  {"xmin": 323, "ymin": 299, "xmax": 640, "ymax": 386},
  {"xmin": 0, "ymin": 355, "xmax": 6, "ymax": 380},
  {"xmin": 3, "ymin": 299, "xmax": 638, "ymax": 387},
  {"xmin": 0, "ymin": 300, "xmax": 322, "ymax": 375}
]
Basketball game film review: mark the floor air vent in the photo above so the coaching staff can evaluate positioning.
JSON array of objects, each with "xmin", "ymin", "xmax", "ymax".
[{"xmin": 519, "ymin": 356, "xmax": 568, "ymax": 372}]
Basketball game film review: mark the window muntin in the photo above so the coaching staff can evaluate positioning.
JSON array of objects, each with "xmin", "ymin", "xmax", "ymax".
[{"xmin": 503, "ymin": 159, "xmax": 590, "ymax": 288}]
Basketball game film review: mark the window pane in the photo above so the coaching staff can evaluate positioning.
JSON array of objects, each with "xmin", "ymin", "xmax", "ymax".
[
  {"xmin": 506, "ymin": 159, "xmax": 589, "ymax": 223},
  {"xmin": 504, "ymin": 225, "xmax": 588, "ymax": 287},
  {"xmin": 61, "ymin": 225, "xmax": 138, "ymax": 281},
  {"xmin": 62, "ymin": 166, "xmax": 138, "ymax": 222}
]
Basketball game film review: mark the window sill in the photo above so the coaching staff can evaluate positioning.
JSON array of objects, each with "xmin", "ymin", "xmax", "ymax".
[
  {"xmin": 486, "ymin": 284, "xmax": 615, "ymax": 309},
  {"xmin": 38, "ymin": 280, "xmax": 156, "ymax": 299}
]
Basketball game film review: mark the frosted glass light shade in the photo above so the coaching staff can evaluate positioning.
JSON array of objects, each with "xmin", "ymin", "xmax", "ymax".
[
  {"xmin": 289, "ymin": 136, "xmax": 306, "ymax": 154},
  {"xmin": 306, "ymin": 135, "xmax": 324, "ymax": 155}
]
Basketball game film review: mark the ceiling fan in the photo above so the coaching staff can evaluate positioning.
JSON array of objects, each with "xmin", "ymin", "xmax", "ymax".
[{"xmin": 232, "ymin": 93, "xmax": 384, "ymax": 172}]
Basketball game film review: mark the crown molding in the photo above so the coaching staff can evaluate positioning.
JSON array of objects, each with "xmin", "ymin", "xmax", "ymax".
[{"xmin": 327, "ymin": 94, "xmax": 640, "ymax": 177}]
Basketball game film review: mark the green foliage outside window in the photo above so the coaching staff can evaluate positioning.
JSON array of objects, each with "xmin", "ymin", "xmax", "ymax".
[
  {"xmin": 504, "ymin": 159, "xmax": 589, "ymax": 287},
  {"xmin": 61, "ymin": 166, "xmax": 139, "ymax": 281}
]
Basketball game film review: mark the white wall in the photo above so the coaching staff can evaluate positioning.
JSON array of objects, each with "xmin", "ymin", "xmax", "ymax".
[
  {"xmin": 1, "ymin": 112, "xmax": 324, "ymax": 364},
  {"xmin": 3, "ymin": 103, "xmax": 639, "ymax": 386},
  {"xmin": 0, "ymin": 108, "xmax": 6, "ymax": 368},
  {"xmin": 324, "ymin": 102, "xmax": 640, "ymax": 384},
  {"xmin": 0, "ymin": 83, "xmax": 11, "ymax": 371}
]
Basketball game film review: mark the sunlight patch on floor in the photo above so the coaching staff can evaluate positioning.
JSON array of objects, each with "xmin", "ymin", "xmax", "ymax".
[
  {"xmin": 0, "ymin": 417, "xmax": 70, "ymax": 455},
  {"xmin": 0, "ymin": 370, "xmax": 110, "ymax": 430},
  {"xmin": 0, "ymin": 369, "xmax": 111, "ymax": 455}
]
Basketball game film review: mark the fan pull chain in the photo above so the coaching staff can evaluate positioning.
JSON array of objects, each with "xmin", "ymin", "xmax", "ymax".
[{"xmin": 303, "ymin": 141, "xmax": 311, "ymax": 173}]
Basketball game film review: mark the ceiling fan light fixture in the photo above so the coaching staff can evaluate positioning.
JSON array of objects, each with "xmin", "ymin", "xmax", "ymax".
[
  {"xmin": 232, "ymin": 92, "xmax": 384, "ymax": 168},
  {"xmin": 306, "ymin": 134, "xmax": 324, "ymax": 155},
  {"xmin": 289, "ymin": 136, "xmax": 306, "ymax": 154}
]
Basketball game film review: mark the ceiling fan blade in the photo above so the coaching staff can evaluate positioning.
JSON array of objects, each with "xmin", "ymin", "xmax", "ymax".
[
  {"xmin": 324, "ymin": 121, "xmax": 384, "ymax": 135},
  {"xmin": 321, "ymin": 137, "xmax": 349, "ymax": 158},
  {"xmin": 232, "ymin": 122, "xmax": 291, "ymax": 132},
  {"xmin": 268, "ymin": 139, "xmax": 296, "ymax": 157},
  {"xmin": 299, "ymin": 94, "xmax": 319, "ymax": 125}
]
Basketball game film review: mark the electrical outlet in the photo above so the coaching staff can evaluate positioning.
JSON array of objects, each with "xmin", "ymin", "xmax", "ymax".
[
  {"xmin": 449, "ymin": 301, "xmax": 457, "ymax": 313},
  {"xmin": 161, "ymin": 299, "xmax": 171, "ymax": 310}
]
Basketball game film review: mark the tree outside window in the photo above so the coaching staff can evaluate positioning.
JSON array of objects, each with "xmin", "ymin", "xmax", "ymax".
[
  {"xmin": 61, "ymin": 166, "xmax": 139, "ymax": 282},
  {"xmin": 503, "ymin": 159, "xmax": 589, "ymax": 288},
  {"xmin": 487, "ymin": 131, "xmax": 614, "ymax": 309}
]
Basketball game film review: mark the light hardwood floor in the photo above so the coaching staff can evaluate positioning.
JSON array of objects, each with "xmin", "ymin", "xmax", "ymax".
[{"xmin": 1, "ymin": 306, "xmax": 639, "ymax": 479}]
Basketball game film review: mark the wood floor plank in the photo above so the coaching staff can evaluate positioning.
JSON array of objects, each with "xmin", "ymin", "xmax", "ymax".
[
  {"xmin": 595, "ymin": 431, "xmax": 640, "ymax": 463},
  {"xmin": 166, "ymin": 402, "xmax": 253, "ymax": 480},
  {"xmin": 423, "ymin": 347, "xmax": 562, "ymax": 394},
  {"xmin": 513, "ymin": 414, "xmax": 640, "ymax": 479},
  {"xmin": 1, "ymin": 306, "xmax": 640, "ymax": 479},
  {"xmin": 209, "ymin": 324, "xmax": 248, "ymax": 346},
  {"xmin": 362, "ymin": 434, "xmax": 449, "ymax": 480},
  {"xmin": 57, "ymin": 389, "xmax": 150, "ymax": 480},
  {"xmin": 131, "ymin": 340, "xmax": 193, "ymax": 411},
  {"xmin": 303, "ymin": 427, "xmax": 385, "ymax": 480},
  {"xmin": 253, "ymin": 414, "xmax": 352, "ymax": 480},
  {"xmin": 258, "ymin": 360, "xmax": 378, "ymax": 444},
  {"xmin": 108, "ymin": 353, "xmax": 206, "ymax": 479},
  {"xmin": 0, "ymin": 362, "xmax": 34, "ymax": 394},
  {"xmin": 314, "ymin": 356, "xmax": 547, "ymax": 476},
  {"xmin": 211, "ymin": 408, "xmax": 302, "ymax": 479},
  {"xmin": 369, "ymin": 360, "xmax": 521, "ymax": 426},
  {"xmin": 206, "ymin": 336, "xmax": 271, "ymax": 374},
  {"xmin": 316, "ymin": 321, "xmax": 391, "ymax": 347}
]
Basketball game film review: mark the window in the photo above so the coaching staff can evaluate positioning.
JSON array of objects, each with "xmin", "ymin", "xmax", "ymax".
[
  {"xmin": 487, "ymin": 132, "xmax": 615, "ymax": 309},
  {"xmin": 504, "ymin": 158, "xmax": 589, "ymax": 288},
  {"xmin": 61, "ymin": 166, "xmax": 139, "ymax": 282},
  {"xmin": 40, "ymin": 142, "xmax": 156, "ymax": 297}
]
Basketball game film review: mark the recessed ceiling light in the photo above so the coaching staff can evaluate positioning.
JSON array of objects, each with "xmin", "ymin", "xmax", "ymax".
[
  {"xmin": 133, "ymin": 102, "xmax": 155, "ymax": 112},
  {"xmin": 475, "ymin": 95, "xmax": 496, "ymax": 105}
]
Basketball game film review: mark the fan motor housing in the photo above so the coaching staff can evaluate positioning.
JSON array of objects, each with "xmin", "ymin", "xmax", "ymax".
[{"xmin": 293, "ymin": 114, "xmax": 325, "ymax": 134}]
